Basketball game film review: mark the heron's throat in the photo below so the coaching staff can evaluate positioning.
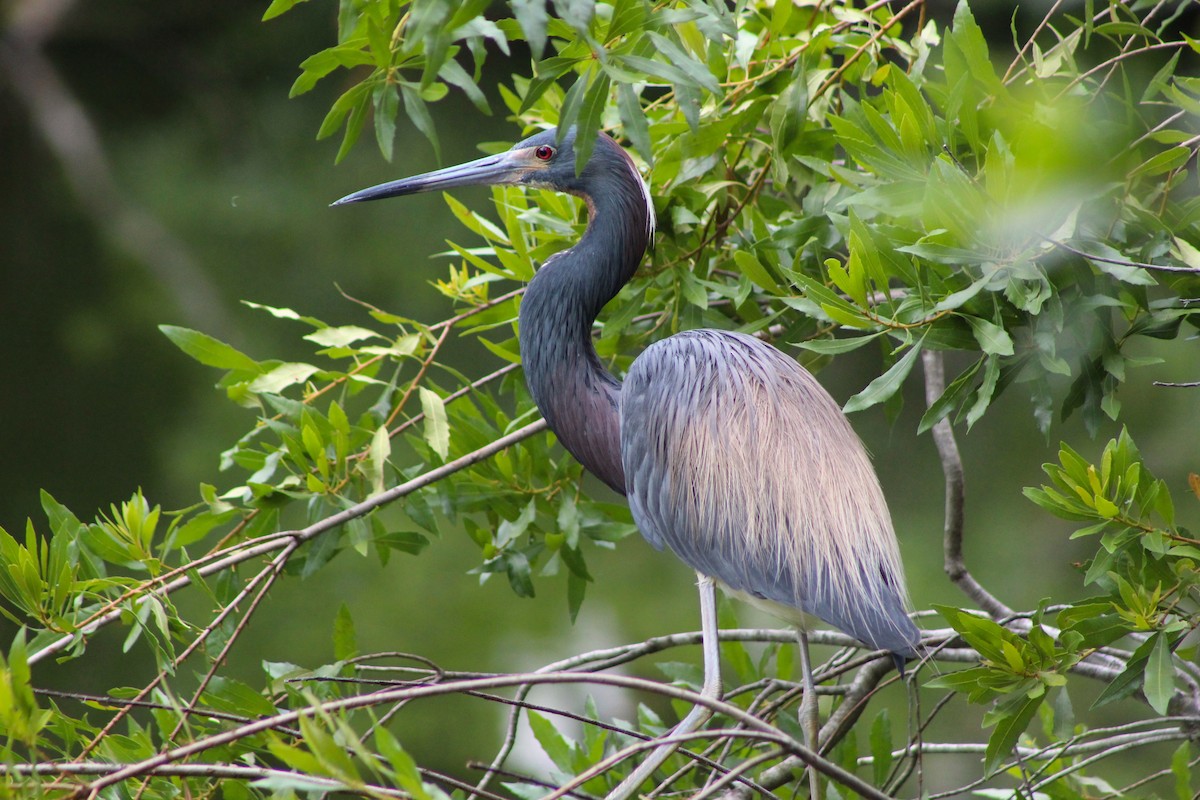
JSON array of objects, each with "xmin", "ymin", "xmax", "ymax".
[{"xmin": 518, "ymin": 188, "xmax": 651, "ymax": 494}]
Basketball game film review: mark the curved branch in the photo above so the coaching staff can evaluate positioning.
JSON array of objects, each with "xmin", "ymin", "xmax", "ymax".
[{"xmin": 921, "ymin": 350, "xmax": 1013, "ymax": 618}]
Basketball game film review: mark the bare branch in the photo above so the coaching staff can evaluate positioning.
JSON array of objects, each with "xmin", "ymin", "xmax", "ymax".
[
  {"xmin": 921, "ymin": 350, "xmax": 1014, "ymax": 618},
  {"xmin": 69, "ymin": 671, "xmax": 892, "ymax": 800},
  {"xmin": 1049, "ymin": 239, "xmax": 1200, "ymax": 275}
]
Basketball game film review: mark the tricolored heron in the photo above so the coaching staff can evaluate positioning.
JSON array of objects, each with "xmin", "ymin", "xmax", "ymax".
[{"xmin": 334, "ymin": 127, "xmax": 919, "ymax": 795}]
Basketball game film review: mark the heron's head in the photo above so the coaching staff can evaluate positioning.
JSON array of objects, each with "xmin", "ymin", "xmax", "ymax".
[
  {"xmin": 332, "ymin": 127, "xmax": 594, "ymax": 205},
  {"xmin": 333, "ymin": 126, "xmax": 655, "ymax": 241}
]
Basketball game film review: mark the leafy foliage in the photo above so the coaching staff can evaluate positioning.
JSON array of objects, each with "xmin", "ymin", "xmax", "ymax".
[{"xmin": 2, "ymin": 0, "xmax": 1199, "ymax": 797}]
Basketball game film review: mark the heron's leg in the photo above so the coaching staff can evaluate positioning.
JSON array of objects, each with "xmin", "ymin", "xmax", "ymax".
[
  {"xmin": 605, "ymin": 574, "xmax": 720, "ymax": 800},
  {"xmin": 798, "ymin": 630, "xmax": 822, "ymax": 800}
]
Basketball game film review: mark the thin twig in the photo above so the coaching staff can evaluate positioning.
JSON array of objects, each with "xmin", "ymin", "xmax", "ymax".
[
  {"xmin": 29, "ymin": 419, "xmax": 548, "ymax": 666},
  {"xmin": 69, "ymin": 671, "xmax": 890, "ymax": 800},
  {"xmin": 2, "ymin": 762, "xmax": 406, "ymax": 797},
  {"xmin": 74, "ymin": 540, "xmax": 300, "ymax": 761},
  {"xmin": 1049, "ymin": 239, "xmax": 1200, "ymax": 274},
  {"xmin": 745, "ymin": 657, "xmax": 896, "ymax": 795},
  {"xmin": 168, "ymin": 541, "xmax": 295, "ymax": 742}
]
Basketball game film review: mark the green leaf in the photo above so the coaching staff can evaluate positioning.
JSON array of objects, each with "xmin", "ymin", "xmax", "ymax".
[
  {"xmin": 644, "ymin": 33, "xmax": 720, "ymax": 94},
  {"xmin": 733, "ymin": 250, "xmax": 780, "ymax": 293},
  {"xmin": 248, "ymin": 363, "xmax": 321, "ymax": 395},
  {"xmin": 965, "ymin": 316, "xmax": 1014, "ymax": 356},
  {"xmin": 418, "ymin": 387, "xmax": 450, "ymax": 460},
  {"xmin": 795, "ymin": 332, "xmax": 885, "ymax": 355},
  {"xmin": 159, "ymin": 326, "xmax": 259, "ymax": 372},
  {"xmin": 934, "ymin": 605, "xmax": 1012, "ymax": 666},
  {"xmin": 965, "ymin": 354, "xmax": 1000, "ymax": 429},
  {"xmin": 567, "ymin": 569, "xmax": 587, "ymax": 623},
  {"xmin": 368, "ymin": 424, "xmax": 391, "ymax": 496},
  {"xmin": 319, "ymin": 81, "xmax": 369, "ymax": 141},
  {"xmin": 512, "ymin": 0, "xmax": 548, "ymax": 59},
  {"xmin": 1052, "ymin": 686, "xmax": 1075, "ymax": 740},
  {"xmin": 1144, "ymin": 632, "xmax": 1175, "ymax": 715},
  {"xmin": 374, "ymin": 727, "xmax": 431, "ymax": 800},
  {"xmin": 984, "ymin": 693, "xmax": 1042, "ymax": 774},
  {"xmin": 400, "ymin": 84, "xmax": 440, "ymax": 163},
  {"xmin": 373, "ymin": 83, "xmax": 399, "ymax": 162},
  {"xmin": 1093, "ymin": 636, "xmax": 1154, "ymax": 709},
  {"xmin": 201, "ymin": 676, "xmax": 278, "ymax": 718},
  {"xmin": 1172, "ymin": 741, "xmax": 1192, "ymax": 800},
  {"xmin": 918, "ymin": 357, "xmax": 980, "ymax": 434},
  {"xmin": 844, "ymin": 341, "xmax": 923, "ymax": 414},
  {"xmin": 262, "ymin": 0, "xmax": 307, "ymax": 21},
  {"xmin": 304, "ymin": 325, "xmax": 380, "ymax": 348},
  {"xmin": 1131, "ymin": 146, "xmax": 1190, "ymax": 179},
  {"xmin": 333, "ymin": 603, "xmax": 357, "ymax": 661},
  {"xmin": 869, "ymin": 709, "xmax": 893, "ymax": 785},
  {"xmin": 617, "ymin": 82, "xmax": 651, "ymax": 164},
  {"xmin": 528, "ymin": 711, "xmax": 574, "ymax": 772},
  {"xmin": 439, "ymin": 57, "xmax": 490, "ymax": 115}
]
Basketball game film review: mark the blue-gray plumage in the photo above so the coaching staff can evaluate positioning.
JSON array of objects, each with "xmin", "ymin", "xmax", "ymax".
[{"xmin": 334, "ymin": 128, "xmax": 919, "ymax": 788}]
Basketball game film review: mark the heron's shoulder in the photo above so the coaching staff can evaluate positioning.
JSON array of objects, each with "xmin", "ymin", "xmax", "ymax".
[
  {"xmin": 631, "ymin": 328, "xmax": 806, "ymax": 380},
  {"xmin": 637, "ymin": 328, "xmax": 774, "ymax": 358}
]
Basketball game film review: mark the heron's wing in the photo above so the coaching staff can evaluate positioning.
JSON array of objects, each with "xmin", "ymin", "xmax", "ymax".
[{"xmin": 620, "ymin": 330, "xmax": 919, "ymax": 657}]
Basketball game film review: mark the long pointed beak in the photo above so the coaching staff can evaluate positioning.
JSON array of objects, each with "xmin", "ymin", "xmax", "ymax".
[{"xmin": 331, "ymin": 151, "xmax": 527, "ymax": 207}]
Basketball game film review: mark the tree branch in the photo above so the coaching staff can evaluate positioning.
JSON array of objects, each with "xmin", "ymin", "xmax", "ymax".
[
  {"xmin": 69, "ymin": 671, "xmax": 890, "ymax": 800},
  {"xmin": 921, "ymin": 350, "xmax": 1014, "ymax": 618},
  {"xmin": 29, "ymin": 419, "xmax": 549, "ymax": 666}
]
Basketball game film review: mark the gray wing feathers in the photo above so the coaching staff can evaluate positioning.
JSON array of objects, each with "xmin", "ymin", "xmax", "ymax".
[{"xmin": 620, "ymin": 330, "xmax": 918, "ymax": 657}]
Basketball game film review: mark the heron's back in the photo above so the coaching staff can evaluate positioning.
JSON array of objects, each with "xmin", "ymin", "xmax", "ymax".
[{"xmin": 620, "ymin": 330, "xmax": 918, "ymax": 658}]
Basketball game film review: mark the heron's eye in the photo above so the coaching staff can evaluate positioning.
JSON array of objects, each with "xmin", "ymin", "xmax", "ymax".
[{"xmin": 534, "ymin": 145, "xmax": 555, "ymax": 161}]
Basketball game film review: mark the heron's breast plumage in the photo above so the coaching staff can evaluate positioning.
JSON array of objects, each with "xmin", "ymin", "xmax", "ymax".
[{"xmin": 619, "ymin": 329, "xmax": 918, "ymax": 657}]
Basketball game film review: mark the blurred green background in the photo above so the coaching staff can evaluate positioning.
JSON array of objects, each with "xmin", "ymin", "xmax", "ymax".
[{"xmin": 3, "ymin": 0, "xmax": 1197, "ymax": 788}]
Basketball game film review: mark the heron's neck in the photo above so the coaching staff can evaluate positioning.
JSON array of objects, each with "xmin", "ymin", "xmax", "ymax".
[{"xmin": 519, "ymin": 187, "xmax": 651, "ymax": 494}]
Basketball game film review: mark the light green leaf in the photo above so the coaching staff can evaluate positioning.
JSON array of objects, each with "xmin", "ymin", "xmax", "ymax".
[
  {"xmin": 965, "ymin": 316, "xmax": 1014, "ymax": 356},
  {"xmin": 248, "ymin": 363, "xmax": 321, "ymax": 394},
  {"xmin": 795, "ymin": 332, "xmax": 885, "ymax": 355},
  {"xmin": 1172, "ymin": 741, "xmax": 1192, "ymax": 800},
  {"xmin": 418, "ymin": 387, "xmax": 450, "ymax": 460},
  {"xmin": 160, "ymin": 326, "xmax": 259, "ymax": 372},
  {"xmin": 368, "ymin": 424, "xmax": 391, "ymax": 496},
  {"xmin": 512, "ymin": 0, "xmax": 548, "ymax": 59},
  {"xmin": 400, "ymin": 84, "xmax": 440, "ymax": 163},
  {"xmin": 304, "ymin": 326, "xmax": 380, "ymax": 348},
  {"xmin": 528, "ymin": 711, "xmax": 574, "ymax": 772},
  {"xmin": 374, "ymin": 727, "xmax": 431, "ymax": 800},
  {"xmin": 262, "ymin": 0, "xmax": 307, "ymax": 21}
]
